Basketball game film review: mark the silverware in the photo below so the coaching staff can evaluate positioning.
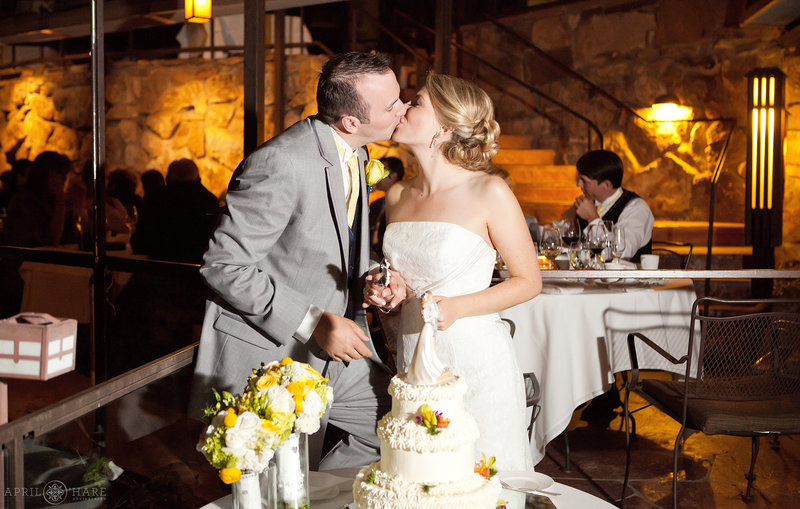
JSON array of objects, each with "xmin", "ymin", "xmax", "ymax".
[{"xmin": 499, "ymin": 479, "xmax": 561, "ymax": 497}]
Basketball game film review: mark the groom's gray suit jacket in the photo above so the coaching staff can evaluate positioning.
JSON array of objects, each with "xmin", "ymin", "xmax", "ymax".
[{"xmin": 191, "ymin": 116, "xmax": 386, "ymax": 410}]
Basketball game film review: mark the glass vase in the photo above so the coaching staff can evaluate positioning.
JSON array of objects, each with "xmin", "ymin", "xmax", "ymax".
[
  {"xmin": 272, "ymin": 433, "xmax": 310, "ymax": 509},
  {"xmin": 232, "ymin": 470, "xmax": 261, "ymax": 509}
]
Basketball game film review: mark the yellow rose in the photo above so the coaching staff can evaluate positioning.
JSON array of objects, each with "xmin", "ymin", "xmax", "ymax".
[
  {"xmin": 280, "ymin": 357, "xmax": 294, "ymax": 366},
  {"xmin": 365, "ymin": 159, "xmax": 389, "ymax": 186},
  {"xmin": 256, "ymin": 374, "xmax": 277, "ymax": 391},
  {"xmin": 219, "ymin": 467, "xmax": 242, "ymax": 484}
]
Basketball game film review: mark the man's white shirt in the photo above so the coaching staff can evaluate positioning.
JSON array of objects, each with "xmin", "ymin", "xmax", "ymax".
[{"xmin": 586, "ymin": 188, "xmax": 654, "ymax": 260}]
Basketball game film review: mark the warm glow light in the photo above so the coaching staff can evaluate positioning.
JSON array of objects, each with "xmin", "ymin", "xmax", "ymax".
[
  {"xmin": 751, "ymin": 107, "xmax": 758, "ymax": 209},
  {"xmin": 769, "ymin": 77, "xmax": 775, "ymax": 106},
  {"xmin": 185, "ymin": 0, "xmax": 212, "ymax": 23},
  {"xmin": 759, "ymin": 107, "xmax": 766, "ymax": 209},
  {"xmin": 767, "ymin": 108, "xmax": 774, "ymax": 209},
  {"xmin": 650, "ymin": 101, "xmax": 692, "ymax": 122}
]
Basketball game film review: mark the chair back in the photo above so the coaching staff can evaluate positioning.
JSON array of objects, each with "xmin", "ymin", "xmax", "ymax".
[
  {"xmin": 651, "ymin": 240, "xmax": 693, "ymax": 269},
  {"xmin": 688, "ymin": 297, "xmax": 800, "ymax": 401}
]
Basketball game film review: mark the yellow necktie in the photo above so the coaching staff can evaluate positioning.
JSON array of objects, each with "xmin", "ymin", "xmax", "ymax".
[
  {"xmin": 345, "ymin": 153, "xmax": 360, "ymax": 227},
  {"xmin": 336, "ymin": 140, "xmax": 360, "ymax": 227}
]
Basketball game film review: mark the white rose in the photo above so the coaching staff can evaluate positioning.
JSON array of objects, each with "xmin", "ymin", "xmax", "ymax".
[
  {"xmin": 302, "ymin": 390, "xmax": 323, "ymax": 417},
  {"xmin": 294, "ymin": 414, "xmax": 320, "ymax": 434},
  {"xmin": 267, "ymin": 385, "xmax": 295, "ymax": 414},
  {"xmin": 287, "ymin": 362, "xmax": 314, "ymax": 381},
  {"xmin": 222, "ymin": 412, "xmax": 261, "ymax": 457}
]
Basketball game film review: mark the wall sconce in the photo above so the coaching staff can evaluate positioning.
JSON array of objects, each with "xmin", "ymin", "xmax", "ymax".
[
  {"xmin": 649, "ymin": 94, "xmax": 693, "ymax": 122},
  {"xmin": 185, "ymin": 0, "xmax": 212, "ymax": 23},
  {"xmin": 745, "ymin": 67, "xmax": 785, "ymax": 248}
]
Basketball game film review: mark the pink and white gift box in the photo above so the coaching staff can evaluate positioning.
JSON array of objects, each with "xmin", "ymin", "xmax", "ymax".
[{"xmin": 0, "ymin": 313, "xmax": 77, "ymax": 380}]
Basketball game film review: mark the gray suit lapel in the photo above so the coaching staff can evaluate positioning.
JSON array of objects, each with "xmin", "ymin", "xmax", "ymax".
[{"xmin": 311, "ymin": 119, "xmax": 349, "ymax": 268}]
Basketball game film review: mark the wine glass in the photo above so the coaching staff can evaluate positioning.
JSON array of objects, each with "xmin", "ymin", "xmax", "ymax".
[
  {"xmin": 560, "ymin": 216, "xmax": 582, "ymax": 247},
  {"xmin": 539, "ymin": 226, "xmax": 562, "ymax": 269},
  {"xmin": 586, "ymin": 223, "xmax": 609, "ymax": 269},
  {"xmin": 611, "ymin": 224, "xmax": 626, "ymax": 263},
  {"xmin": 569, "ymin": 240, "xmax": 590, "ymax": 269}
]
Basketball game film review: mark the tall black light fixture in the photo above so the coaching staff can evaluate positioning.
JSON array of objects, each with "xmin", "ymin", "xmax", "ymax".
[{"xmin": 746, "ymin": 67, "xmax": 786, "ymax": 297}]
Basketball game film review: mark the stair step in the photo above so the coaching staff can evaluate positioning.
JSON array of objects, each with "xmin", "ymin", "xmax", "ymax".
[
  {"xmin": 494, "ymin": 149, "xmax": 555, "ymax": 165},
  {"xmin": 498, "ymin": 134, "xmax": 536, "ymax": 149},
  {"xmin": 505, "ymin": 164, "xmax": 574, "ymax": 182},
  {"xmin": 515, "ymin": 183, "xmax": 580, "ymax": 202}
]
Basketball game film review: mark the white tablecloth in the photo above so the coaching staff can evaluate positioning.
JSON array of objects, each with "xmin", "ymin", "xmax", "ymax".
[
  {"xmin": 499, "ymin": 279, "xmax": 698, "ymax": 465},
  {"xmin": 200, "ymin": 467, "xmax": 617, "ymax": 509}
]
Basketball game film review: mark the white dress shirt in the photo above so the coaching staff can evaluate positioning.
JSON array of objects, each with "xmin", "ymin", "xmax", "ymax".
[{"xmin": 586, "ymin": 188, "xmax": 654, "ymax": 260}]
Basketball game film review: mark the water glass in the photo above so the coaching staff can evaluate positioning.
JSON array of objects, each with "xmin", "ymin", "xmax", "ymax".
[
  {"xmin": 569, "ymin": 241, "xmax": 590, "ymax": 269},
  {"xmin": 611, "ymin": 224, "xmax": 626, "ymax": 263},
  {"xmin": 539, "ymin": 226, "xmax": 562, "ymax": 268}
]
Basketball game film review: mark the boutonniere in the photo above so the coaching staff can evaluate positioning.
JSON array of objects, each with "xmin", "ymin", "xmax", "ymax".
[{"xmin": 364, "ymin": 159, "xmax": 389, "ymax": 191}]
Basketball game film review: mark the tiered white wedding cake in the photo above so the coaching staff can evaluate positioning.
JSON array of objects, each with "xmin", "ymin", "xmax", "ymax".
[{"xmin": 352, "ymin": 293, "xmax": 501, "ymax": 508}]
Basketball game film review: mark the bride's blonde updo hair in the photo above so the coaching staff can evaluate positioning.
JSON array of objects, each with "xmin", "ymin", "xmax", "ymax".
[{"xmin": 426, "ymin": 73, "xmax": 500, "ymax": 173}]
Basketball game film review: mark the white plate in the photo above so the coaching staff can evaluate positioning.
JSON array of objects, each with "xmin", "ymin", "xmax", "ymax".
[{"xmin": 497, "ymin": 471, "xmax": 555, "ymax": 493}]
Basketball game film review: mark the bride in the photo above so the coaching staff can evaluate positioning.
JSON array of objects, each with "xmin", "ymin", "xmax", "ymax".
[{"xmin": 364, "ymin": 73, "xmax": 541, "ymax": 470}]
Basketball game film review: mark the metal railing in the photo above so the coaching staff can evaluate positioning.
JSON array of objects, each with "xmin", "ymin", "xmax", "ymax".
[
  {"xmin": 392, "ymin": 8, "xmax": 604, "ymax": 151},
  {"xmin": 0, "ymin": 344, "xmax": 197, "ymax": 509}
]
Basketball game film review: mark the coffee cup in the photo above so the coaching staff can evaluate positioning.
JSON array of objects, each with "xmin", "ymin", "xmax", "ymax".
[{"xmin": 640, "ymin": 254, "xmax": 659, "ymax": 270}]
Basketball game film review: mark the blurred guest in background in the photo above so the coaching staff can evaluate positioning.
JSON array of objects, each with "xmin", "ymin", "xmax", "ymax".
[
  {"xmin": 368, "ymin": 156, "xmax": 404, "ymax": 258},
  {"xmin": 107, "ymin": 168, "xmax": 143, "ymax": 221},
  {"xmin": 0, "ymin": 159, "xmax": 32, "ymax": 214},
  {"xmin": 2, "ymin": 151, "xmax": 71, "ymax": 247},
  {"xmin": 112, "ymin": 158, "xmax": 218, "ymax": 375},
  {"xmin": 131, "ymin": 158, "xmax": 220, "ymax": 264},
  {"xmin": 140, "ymin": 169, "xmax": 166, "ymax": 199},
  {"xmin": 0, "ymin": 152, "xmax": 71, "ymax": 318}
]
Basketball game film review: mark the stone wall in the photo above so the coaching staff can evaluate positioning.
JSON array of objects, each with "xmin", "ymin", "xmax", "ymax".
[
  {"xmin": 0, "ymin": 54, "xmax": 327, "ymax": 199},
  {"xmin": 460, "ymin": 0, "xmax": 799, "ymax": 268}
]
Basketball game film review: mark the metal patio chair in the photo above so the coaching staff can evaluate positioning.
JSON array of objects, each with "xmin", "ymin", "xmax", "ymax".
[{"xmin": 621, "ymin": 296, "xmax": 800, "ymax": 508}]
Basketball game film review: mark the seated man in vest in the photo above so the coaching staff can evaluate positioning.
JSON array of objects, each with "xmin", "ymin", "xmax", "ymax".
[
  {"xmin": 563, "ymin": 149, "xmax": 654, "ymax": 425},
  {"xmin": 563, "ymin": 149, "xmax": 654, "ymax": 263}
]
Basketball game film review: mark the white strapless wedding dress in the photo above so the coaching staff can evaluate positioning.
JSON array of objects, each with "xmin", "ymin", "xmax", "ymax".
[{"xmin": 383, "ymin": 221, "xmax": 534, "ymax": 471}]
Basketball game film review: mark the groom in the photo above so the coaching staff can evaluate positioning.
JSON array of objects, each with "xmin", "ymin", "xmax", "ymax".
[{"xmin": 190, "ymin": 52, "xmax": 408, "ymax": 469}]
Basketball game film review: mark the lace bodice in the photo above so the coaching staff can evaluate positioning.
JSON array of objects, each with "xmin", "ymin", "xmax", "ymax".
[{"xmin": 382, "ymin": 221, "xmax": 496, "ymax": 299}]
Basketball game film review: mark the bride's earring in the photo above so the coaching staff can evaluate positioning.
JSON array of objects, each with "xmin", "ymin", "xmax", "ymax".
[{"xmin": 429, "ymin": 130, "xmax": 440, "ymax": 149}]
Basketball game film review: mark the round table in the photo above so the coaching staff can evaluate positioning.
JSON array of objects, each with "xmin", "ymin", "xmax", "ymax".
[{"xmin": 200, "ymin": 468, "xmax": 618, "ymax": 509}]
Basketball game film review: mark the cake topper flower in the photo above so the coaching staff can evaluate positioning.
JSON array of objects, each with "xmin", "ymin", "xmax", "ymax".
[
  {"xmin": 415, "ymin": 404, "xmax": 450, "ymax": 435},
  {"xmin": 474, "ymin": 454, "xmax": 498, "ymax": 479}
]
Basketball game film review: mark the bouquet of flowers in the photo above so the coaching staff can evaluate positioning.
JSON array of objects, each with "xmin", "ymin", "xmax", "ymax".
[{"xmin": 197, "ymin": 357, "xmax": 333, "ymax": 484}]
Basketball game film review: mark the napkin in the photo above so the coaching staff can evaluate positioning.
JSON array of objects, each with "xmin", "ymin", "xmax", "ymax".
[
  {"xmin": 309, "ymin": 471, "xmax": 354, "ymax": 501},
  {"xmin": 541, "ymin": 283, "xmax": 584, "ymax": 295}
]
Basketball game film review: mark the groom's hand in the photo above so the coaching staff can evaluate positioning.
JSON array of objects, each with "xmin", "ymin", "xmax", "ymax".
[{"xmin": 313, "ymin": 311, "xmax": 372, "ymax": 362}]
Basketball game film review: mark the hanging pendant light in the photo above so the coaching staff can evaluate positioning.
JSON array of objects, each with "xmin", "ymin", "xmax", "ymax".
[{"xmin": 185, "ymin": 0, "xmax": 212, "ymax": 23}]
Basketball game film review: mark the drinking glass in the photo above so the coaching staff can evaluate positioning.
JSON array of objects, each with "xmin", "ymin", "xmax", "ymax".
[
  {"xmin": 611, "ymin": 225, "xmax": 626, "ymax": 263},
  {"xmin": 569, "ymin": 241, "xmax": 590, "ymax": 269},
  {"xmin": 559, "ymin": 216, "xmax": 582, "ymax": 247},
  {"xmin": 586, "ymin": 223, "xmax": 609, "ymax": 269},
  {"xmin": 539, "ymin": 226, "xmax": 562, "ymax": 269}
]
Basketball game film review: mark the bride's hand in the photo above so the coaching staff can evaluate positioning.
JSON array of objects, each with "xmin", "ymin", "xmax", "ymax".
[
  {"xmin": 385, "ymin": 269, "xmax": 407, "ymax": 309},
  {"xmin": 362, "ymin": 274, "xmax": 393, "ymax": 309},
  {"xmin": 432, "ymin": 296, "xmax": 456, "ymax": 330}
]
